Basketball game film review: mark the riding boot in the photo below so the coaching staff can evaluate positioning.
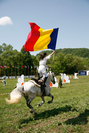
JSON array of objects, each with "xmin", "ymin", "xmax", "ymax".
[
  {"xmin": 41, "ymin": 83, "xmax": 45, "ymax": 96},
  {"xmin": 43, "ymin": 77, "xmax": 48, "ymax": 86},
  {"xmin": 41, "ymin": 77, "xmax": 48, "ymax": 96}
]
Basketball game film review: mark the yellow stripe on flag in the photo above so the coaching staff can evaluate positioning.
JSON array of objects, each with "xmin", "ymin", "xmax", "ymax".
[{"xmin": 34, "ymin": 28, "xmax": 53, "ymax": 51}]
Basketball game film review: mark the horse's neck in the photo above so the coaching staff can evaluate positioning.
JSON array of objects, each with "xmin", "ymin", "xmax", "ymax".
[{"xmin": 46, "ymin": 74, "xmax": 51, "ymax": 85}]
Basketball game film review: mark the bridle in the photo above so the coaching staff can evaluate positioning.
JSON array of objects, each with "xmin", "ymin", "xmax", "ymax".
[
  {"xmin": 51, "ymin": 72, "xmax": 55, "ymax": 84},
  {"xmin": 48, "ymin": 71, "xmax": 55, "ymax": 84}
]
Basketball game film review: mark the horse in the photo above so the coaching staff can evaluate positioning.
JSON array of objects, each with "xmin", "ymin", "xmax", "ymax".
[{"xmin": 5, "ymin": 71, "xmax": 55, "ymax": 114}]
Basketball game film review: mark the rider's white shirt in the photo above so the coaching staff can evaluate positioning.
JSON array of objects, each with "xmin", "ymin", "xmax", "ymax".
[
  {"xmin": 39, "ymin": 54, "xmax": 51, "ymax": 66},
  {"xmin": 38, "ymin": 54, "xmax": 51, "ymax": 78}
]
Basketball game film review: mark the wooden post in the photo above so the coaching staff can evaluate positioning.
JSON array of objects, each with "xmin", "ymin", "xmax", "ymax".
[{"xmin": 28, "ymin": 65, "xmax": 29, "ymax": 76}]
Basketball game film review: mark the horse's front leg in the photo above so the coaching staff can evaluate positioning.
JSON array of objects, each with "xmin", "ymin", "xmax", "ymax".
[
  {"xmin": 47, "ymin": 93, "xmax": 54, "ymax": 104},
  {"xmin": 37, "ymin": 97, "xmax": 45, "ymax": 107},
  {"xmin": 25, "ymin": 96, "xmax": 36, "ymax": 114}
]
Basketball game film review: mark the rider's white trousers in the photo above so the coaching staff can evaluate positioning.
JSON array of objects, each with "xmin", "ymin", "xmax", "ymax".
[{"xmin": 38, "ymin": 65, "xmax": 48, "ymax": 80}]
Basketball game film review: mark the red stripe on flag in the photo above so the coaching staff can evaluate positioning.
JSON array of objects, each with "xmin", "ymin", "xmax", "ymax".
[{"xmin": 24, "ymin": 22, "xmax": 40, "ymax": 51}]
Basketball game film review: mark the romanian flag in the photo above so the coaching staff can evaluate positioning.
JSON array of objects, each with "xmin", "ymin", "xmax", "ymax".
[{"xmin": 24, "ymin": 22, "xmax": 59, "ymax": 52}]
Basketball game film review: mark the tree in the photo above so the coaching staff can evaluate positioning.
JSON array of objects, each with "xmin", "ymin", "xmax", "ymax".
[
  {"xmin": 20, "ymin": 46, "xmax": 33, "ymax": 66},
  {"xmin": 20, "ymin": 45, "xmax": 26, "ymax": 55},
  {"xmin": 2, "ymin": 43, "xmax": 13, "ymax": 52},
  {"xmin": 1, "ymin": 49, "xmax": 19, "ymax": 66},
  {"xmin": 31, "ymin": 55, "xmax": 39, "ymax": 66},
  {"xmin": 0, "ymin": 45, "xmax": 2, "ymax": 55},
  {"xmin": 50, "ymin": 53, "xmax": 66, "ymax": 75}
]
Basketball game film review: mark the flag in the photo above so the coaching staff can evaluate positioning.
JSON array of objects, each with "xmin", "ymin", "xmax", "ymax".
[
  {"xmin": 0, "ymin": 66, "xmax": 3, "ymax": 68},
  {"xmin": 28, "ymin": 65, "xmax": 29, "ymax": 69},
  {"xmin": 4, "ymin": 65, "xmax": 7, "ymax": 68},
  {"xmin": 24, "ymin": 22, "xmax": 59, "ymax": 52},
  {"xmin": 21, "ymin": 65, "xmax": 24, "ymax": 68},
  {"xmin": 24, "ymin": 65, "xmax": 27, "ymax": 68}
]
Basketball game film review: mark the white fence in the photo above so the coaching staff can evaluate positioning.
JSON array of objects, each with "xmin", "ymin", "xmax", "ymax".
[{"xmin": 0, "ymin": 75, "xmax": 35, "ymax": 79}]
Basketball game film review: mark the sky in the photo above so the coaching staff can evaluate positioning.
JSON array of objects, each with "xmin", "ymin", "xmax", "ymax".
[{"xmin": 0, "ymin": 0, "xmax": 89, "ymax": 55}]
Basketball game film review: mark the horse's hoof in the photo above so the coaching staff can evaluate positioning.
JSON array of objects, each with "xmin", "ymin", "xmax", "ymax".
[
  {"xmin": 34, "ymin": 112, "xmax": 37, "ymax": 115},
  {"xmin": 48, "ymin": 101, "xmax": 52, "ymax": 104},
  {"xmin": 30, "ymin": 110, "xmax": 33, "ymax": 113}
]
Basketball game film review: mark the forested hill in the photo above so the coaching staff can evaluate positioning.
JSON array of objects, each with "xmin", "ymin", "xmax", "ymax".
[
  {"xmin": 56, "ymin": 48, "xmax": 89, "ymax": 58},
  {"xmin": 37, "ymin": 48, "xmax": 89, "ymax": 58}
]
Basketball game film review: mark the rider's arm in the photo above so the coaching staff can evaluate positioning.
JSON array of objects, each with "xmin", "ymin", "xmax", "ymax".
[
  {"xmin": 50, "ymin": 50, "xmax": 55, "ymax": 56},
  {"xmin": 46, "ymin": 50, "xmax": 55, "ymax": 59}
]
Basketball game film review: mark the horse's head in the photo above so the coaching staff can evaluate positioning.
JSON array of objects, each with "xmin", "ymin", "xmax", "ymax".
[{"xmin": 48, "ymin": 71, "xmax": 55, "ymax": 84}]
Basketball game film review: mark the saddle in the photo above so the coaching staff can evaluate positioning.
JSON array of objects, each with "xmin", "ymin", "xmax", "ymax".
[
  {"xmin": 29, "ymin": 78, "xmax": 41, "ymax": 88},
  {"xmin": 29, "ymin": 78, "xmax": 46, "ymax": 96}
]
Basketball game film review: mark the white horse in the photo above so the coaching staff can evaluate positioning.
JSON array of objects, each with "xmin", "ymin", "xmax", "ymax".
[{"xmin": 5, "ymin": 71, "xmax": 55, "ymax": 114}]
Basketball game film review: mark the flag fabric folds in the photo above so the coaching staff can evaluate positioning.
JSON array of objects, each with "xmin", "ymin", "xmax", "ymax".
[{"xmin": 24, "ymin": 22, "xmax": 59, "ymax": 52}]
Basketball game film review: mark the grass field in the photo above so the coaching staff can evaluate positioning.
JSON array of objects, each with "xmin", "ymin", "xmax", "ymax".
[{"xmin": 0, "ymin": 75, "xmax": 89, "ymax": 133}]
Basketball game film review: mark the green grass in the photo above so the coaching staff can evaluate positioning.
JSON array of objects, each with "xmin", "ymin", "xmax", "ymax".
[{"xmin": 0, "ymin": 76, "xmax": 89, "ymax": 133}]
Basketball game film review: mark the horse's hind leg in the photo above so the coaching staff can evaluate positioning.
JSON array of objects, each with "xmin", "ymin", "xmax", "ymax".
[
  {"xmin": 25, "ymin": 96, "xmax": 36, "ymax": 114},
  {"xmin": 47, "ymin": 93, "xmax": 54, "ymax": 104},
  {"xmin": 37, "ymin": 97, "xmax": 45, "ymax": 107}
]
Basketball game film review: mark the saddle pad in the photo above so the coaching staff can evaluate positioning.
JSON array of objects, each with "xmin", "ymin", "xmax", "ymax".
[{"xmin": 29, "ymin": 80, "xmax": 41, "ymax": 88}]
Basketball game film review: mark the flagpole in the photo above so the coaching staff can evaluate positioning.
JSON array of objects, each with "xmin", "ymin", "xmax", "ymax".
[
  {"xmin": 0, "ymin": 68, "xmax": 1, "ymax": 76},
  {"xmin": 7, "ymin": 67, "xmax": 9, "ymax": 79},
  {"xmin": 4, "ymin": 67, "xmax": 5, "ymax": 75},
  {"xmin": 18, "ymin": 66, "xmax": 19, "ymax": 76},
  {"xmin": 28, "ymin": 65, "xmax": 29, "ymax": 77},
  {"xmin": 53, "ymin": 52, "xmax": 55, "ymax": 60},
  {"xmin": 11, "ymin": 66, "xmax": 12, "ymax": 76},
  {"xmin": 15, "ymin": 67, "xmax": 16, "ymax": 79},
  {"xmin": 21, "ymin": 66, "xmax": 22, "ymax": 75}
]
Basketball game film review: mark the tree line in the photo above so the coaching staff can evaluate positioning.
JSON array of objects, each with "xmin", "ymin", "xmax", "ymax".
[
  {"xmin": 47, "ymin": 53, "xmax": 89, "ymax": 74},
  {"xmin": 0, "ymin": 43, "xmax": 38, "ymax": 76},
  {"xmin": 0, "ymin": 43, "xmax": 89, "ymax": 76},
  {"xmin": 55, "ymin": 48, "xmax": 89, "ymax": 58}
]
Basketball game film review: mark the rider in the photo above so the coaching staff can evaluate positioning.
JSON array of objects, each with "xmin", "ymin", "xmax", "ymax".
[{"xmin": 38, "ymin": 50, "xmax": 55, "ymax": 95}]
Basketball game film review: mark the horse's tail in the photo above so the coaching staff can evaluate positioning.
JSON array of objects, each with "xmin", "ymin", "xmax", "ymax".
[
  {"xmin": 5, "ymin": 87, "xmax": 22, "ymax": 104},
  {"xmin": 5, "ymin": 97, "xmax": 21, "ymax": 104}
]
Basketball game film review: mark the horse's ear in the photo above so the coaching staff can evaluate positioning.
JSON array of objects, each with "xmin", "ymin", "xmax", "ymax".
[{"xmin": 49, "ymin": 67, "xmax": 51, "ymax": 71}]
